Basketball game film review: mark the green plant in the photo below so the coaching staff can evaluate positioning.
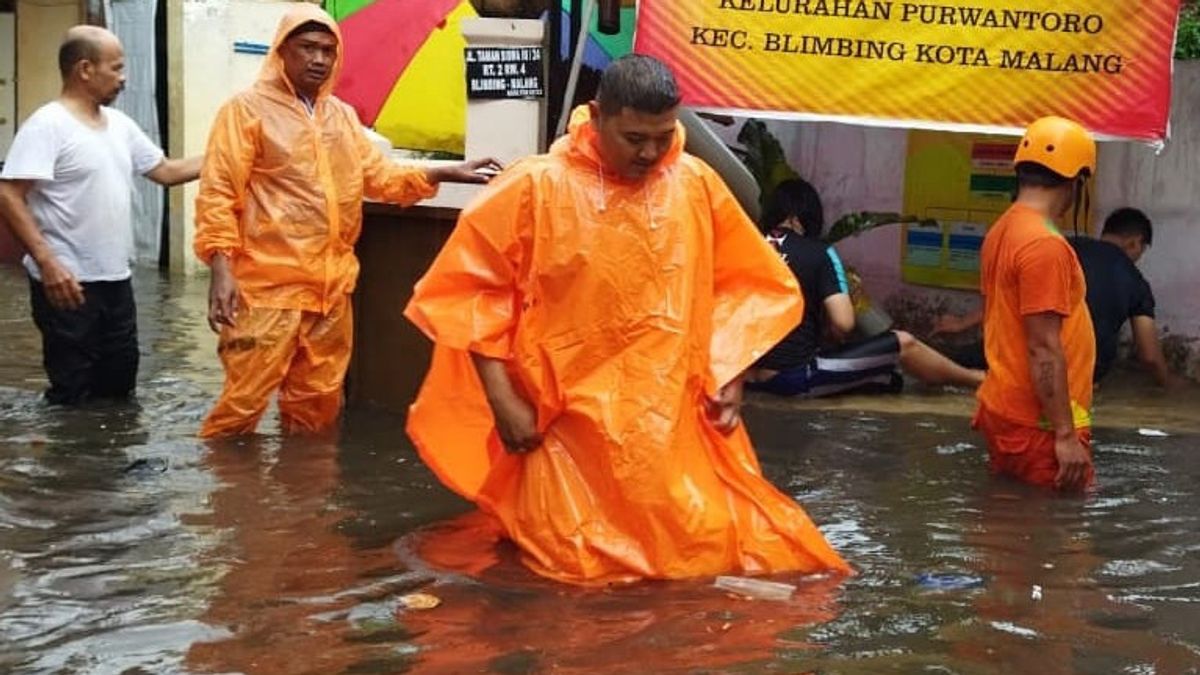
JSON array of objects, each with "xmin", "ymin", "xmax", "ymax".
[
  {"xmin": 824, "ymin": 212, "xmax": 938, "ymax": 244},
  {"xmin": 729, "ymin": 120, "xmax": 934, "ymax": 243},
  {"xmin": 1179, "ymin": 2, "xmax": 1200, "ymax": 60},
  {"xmin": 729, "ymin": 119, "xmax": 800, "ymax": 215}
]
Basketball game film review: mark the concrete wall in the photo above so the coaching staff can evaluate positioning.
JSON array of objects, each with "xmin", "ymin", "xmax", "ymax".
[
  {"xmin": 167, "ymin": 0, "xmax": 294, "ymax": 275},
  {"xmin": 2, "ymin": 1, "xmax": 81, "ymax": 263},
  {"xmin": 15, "ymin": 0, "xmax": 81, "ymax": 123},
  {"xmin": 1, "ymin": 12, "xmax": 15, "ymax": 160},
  {"xmin": 717, "ymin": 61, "xmax": 1200, "ymax": 376},
  {"xmin": 1095, "ymin": 63, "xmax": 1200, "ymax": 344}
]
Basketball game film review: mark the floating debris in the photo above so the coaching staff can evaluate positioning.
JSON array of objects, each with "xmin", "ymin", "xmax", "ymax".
[
  {"xmin": 990, "ymin": 621, "xmax": 1039, "ymax": 639},
  {"xmin": 396, "ymin": 592, "xmax": 441, "ymax": 611},
  {"xmin": 123, "ymin": 457, "xmax": 169, "ymax": 475},
  {"xmin": 915, "ymin": 572, "xmax": 985, "ymax": 591},
  {"xmin": 713, "ymin": 575, "xmax": 796, "ymax": 601}
]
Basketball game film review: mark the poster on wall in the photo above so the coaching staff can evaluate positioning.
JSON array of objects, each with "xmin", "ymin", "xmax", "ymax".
[
  {"xmin": 900, "ymin": 130, "xmax": 1093, "ymax": 290},
  {"xmin": 633, "ymin": 0, "xmax": 1182, "ymax": 143}
]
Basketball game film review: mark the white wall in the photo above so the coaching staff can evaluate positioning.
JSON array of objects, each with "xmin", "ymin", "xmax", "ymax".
[
  {"xmin": 15, "ymin": 0, "xmax": 80, "ymax": 123},
  {"xmin": 169, "ymin": 0, "xmax": 294, "ymax": 274},
  {"xmin": 1094, "ymin": 62, "xmax": 1200, "ymax": 340}
]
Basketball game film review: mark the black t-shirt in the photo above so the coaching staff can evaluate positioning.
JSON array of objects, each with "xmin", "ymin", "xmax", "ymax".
[
  {"xmin": 758, "ymin": 230, "xmax": 849, "ymax": 370},
  {"xmin": 1069, "ymin": 237, "xmax": 1156, "ymax": 379}
]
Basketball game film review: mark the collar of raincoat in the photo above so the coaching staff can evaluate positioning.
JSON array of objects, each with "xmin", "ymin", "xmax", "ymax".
[
  {"xmin": 556, "ymin": 104, "xmax": 686, "ymax": 184},
  {"xmin": 261, "ymin": 4, "xmax": 344, "ymax": 101}
]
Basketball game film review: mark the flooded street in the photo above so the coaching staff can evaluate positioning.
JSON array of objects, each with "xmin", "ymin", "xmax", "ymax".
[{"xmin": 1, "ymin": 266, "xmax": 1198, "ymax": 674}]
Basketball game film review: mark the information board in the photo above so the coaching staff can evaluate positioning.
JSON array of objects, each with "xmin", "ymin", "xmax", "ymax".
[{"xmin": 465, "ymin": 46, "xmax": 545, "ymax": 99}]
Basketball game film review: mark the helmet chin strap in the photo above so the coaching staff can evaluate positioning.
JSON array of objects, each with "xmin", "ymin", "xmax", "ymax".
[{"xmin": 1072, "ymin": 175, "xmax": 1090, "ymax": 237}]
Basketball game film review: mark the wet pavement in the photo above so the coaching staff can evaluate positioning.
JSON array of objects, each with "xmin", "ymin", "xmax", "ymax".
[{"xmin": 1, "ymin": 266, "xmax": 1198, "ymax": 674}]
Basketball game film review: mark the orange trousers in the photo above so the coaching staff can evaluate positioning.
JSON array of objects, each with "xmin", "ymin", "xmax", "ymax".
[
  {"xmin": 200, "ymin": 298, "xmax": 353, "ymax": 438},
  {"xmin": 973, "ymin": 405, "xmax": 1094, "ymax": 490}
]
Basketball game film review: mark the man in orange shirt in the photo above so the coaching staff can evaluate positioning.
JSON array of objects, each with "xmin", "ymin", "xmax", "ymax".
[{"xmin": 974, "ymin": 116, "xmax": 1097, "ymax": 492}]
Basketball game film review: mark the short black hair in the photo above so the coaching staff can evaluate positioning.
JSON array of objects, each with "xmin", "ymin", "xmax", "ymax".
[
  {"xmin": 58, "ymin": 33, "xmax": 102, "ymax": 79},
  {"xmin": 1015, "ymin": 161, "xmax": 1071, "ymax": 189},
  {"xmin": 595, "ymin": 54, "xmax": 681, "ymax": 116},
  {"xmin": 1102, "ymin": 207, "xmax": 1153, "ymax": 246},
  {"xmin": 285, "ymin": 20, "xmax": 334, "ymax": 42},
  {"xmin": 760, "ymin": 178, "xmax": 825, "ymax": 238}
]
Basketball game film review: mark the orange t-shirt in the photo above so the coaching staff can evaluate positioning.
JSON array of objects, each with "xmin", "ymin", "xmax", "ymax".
[{"xmin": 976, "ymin": 203, "xmax": 1095, "ymax": 430}]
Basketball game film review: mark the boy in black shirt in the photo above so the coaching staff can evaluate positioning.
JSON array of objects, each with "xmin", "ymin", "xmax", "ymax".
[
  {"xmin": 935, "ymin": 207, "xmax": 1183, "ymax": 387},
  {"xmin": 748, "ymin": 179, "xmax": 985, "ymax": 397}
]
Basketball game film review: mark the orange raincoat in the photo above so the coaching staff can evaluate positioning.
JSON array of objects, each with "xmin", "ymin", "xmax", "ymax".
[
  {"xmin": 194, "ymin": 4, "xmax": 438, "ymax": 437},
  {"xmin": 405, "ymin": 107, "xmax": 850, "ymax": 584}
]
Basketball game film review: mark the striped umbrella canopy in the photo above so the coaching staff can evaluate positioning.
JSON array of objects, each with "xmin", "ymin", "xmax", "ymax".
[{"xmin": 329, "ymin": 0, "xmax": 478, "ymax": 154}]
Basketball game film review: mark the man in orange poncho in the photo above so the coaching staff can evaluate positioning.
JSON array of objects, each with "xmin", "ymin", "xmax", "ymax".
[
  {"xmin": 194, "ymin": 5, "xmax": 496, "ymax": 438},
  {"xmin": 405, "ymin": 55, "xmax": 849, "ymax": 585}
]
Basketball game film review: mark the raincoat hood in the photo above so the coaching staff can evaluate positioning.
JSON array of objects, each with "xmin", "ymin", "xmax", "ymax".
[
  {"xmin": 194, "ymin": 2, "xmax": 437, "ymax": 316},
  {"xmin": 261, "ymin": 4, "xmax": 344, "ymax": 99},
  {"xmin": 555, "ymin": 105, "xmax": 686, "ymax": 181}
]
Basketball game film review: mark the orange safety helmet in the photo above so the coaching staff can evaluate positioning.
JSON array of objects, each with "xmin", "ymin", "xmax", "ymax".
[{"xmin": 1013, "ymin": 116, "xmax": 1097, "ymax": 179}]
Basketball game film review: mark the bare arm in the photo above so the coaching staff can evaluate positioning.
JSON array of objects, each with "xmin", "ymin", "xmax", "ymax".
[
  {"xmin": 425, "ymin": 158, "xmax": 503, "ymax": 185},
  {"xmin": 0, "ymin": 180, "xmax": 84, "ymax": 310},
  {"xmin": 471, "ymin": 353, "xmax": 541, "ymax": 453},
  {"xmin": 1023, "ymin": 311, "xmax": 1090, "ymax": 490},
  {"xmin": 1130, "ymin": 315, "xmax": 1182, "ymax": 388},
  {"xmin": 144, "ymin": 155, "xmax": 203, "ymax": 186},
  {"xmin": 932, "ymin": 307, "xmax": 983, "ymax": 336},
  {"xmin": 823, "ymin": 292, "xmax": 856, "ymax": 339},
  {"xmin": 356, "ymin": 122, "xmax": 499, "ymax": 204}
]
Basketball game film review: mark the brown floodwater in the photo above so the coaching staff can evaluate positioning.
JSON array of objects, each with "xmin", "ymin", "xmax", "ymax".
[{"xmin": 1, "ymin": 266, "xmax": 1198, "ymax": 674}]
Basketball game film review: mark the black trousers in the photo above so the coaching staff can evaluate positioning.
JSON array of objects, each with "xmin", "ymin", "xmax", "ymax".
[{"xmin": 28, "ymin": 277, "xmax": 139, "ymax": 405}]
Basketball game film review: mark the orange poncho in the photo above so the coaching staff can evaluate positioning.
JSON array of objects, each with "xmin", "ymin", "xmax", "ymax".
[
  {"xmin": 194, "ymin": 4, "xmax": 437, "ymax": 314},
  {"xmin": 405, "ymin": 108, "xmax": 850, "ymax": 584}
]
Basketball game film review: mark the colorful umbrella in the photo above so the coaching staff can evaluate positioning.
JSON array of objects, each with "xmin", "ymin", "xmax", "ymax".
[{"xmin": 330, "ymin": 0, "xmax": 478, "ymax": 154}]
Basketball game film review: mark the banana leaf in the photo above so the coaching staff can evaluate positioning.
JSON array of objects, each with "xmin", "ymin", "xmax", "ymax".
[
  {"xmin": 730, "ymin": 119, "xmax": 937, "ymax": 241},
  {"xmin": 824, "ymin": 213, "xmax": 939, "ymax": 244},
  {"xmin": 733, "ymin": 119, "xmax": 800, "ymax": 214}
]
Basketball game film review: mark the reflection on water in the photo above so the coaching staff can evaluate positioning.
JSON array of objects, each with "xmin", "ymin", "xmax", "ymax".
[{"xmin": 1, "ymin": 267, "xmax": 1198, "ymax": 673}]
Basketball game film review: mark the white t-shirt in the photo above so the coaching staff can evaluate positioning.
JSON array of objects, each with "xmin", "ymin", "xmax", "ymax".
[{"xmin": 0, "ymin": 101, "xmax": 165, "ymax": 282}]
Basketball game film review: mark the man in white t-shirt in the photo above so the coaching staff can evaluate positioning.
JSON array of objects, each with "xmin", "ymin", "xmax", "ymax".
[{"xmin": 0, "ymin": 25, "xmax": 201, "ymax": 404}]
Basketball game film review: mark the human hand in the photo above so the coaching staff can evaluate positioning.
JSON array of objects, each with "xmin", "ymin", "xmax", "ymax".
[
  {"xmin": 705, "ymin": 378, "xmax": 744, "ymax": 433},
  {"xmin": 490, "ymin": 389, "xmax": 542, "ymax": 453},
  {"xmin": 1053, "ymin": 434, "xmax": 1091, "ymax": 491},
  {"xmin": 430, "ymin": 157, "xmax": 504, "ymax": 184},
  {"xmin": 207, "ymin": 255, "xmax": 240, "ymax": 333},
  {"xmin": 37, "ymin": 256, "xmax": 85, "ymax": 311}
]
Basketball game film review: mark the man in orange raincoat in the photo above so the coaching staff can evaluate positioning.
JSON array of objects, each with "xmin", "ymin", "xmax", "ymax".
[
  {"xmin": 405, "ymin": 55, "xmax": 850, "ymax": 584},
  {"xmin": 194, "ymin": 5, "xmax": 497, "ymax": 438}
]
